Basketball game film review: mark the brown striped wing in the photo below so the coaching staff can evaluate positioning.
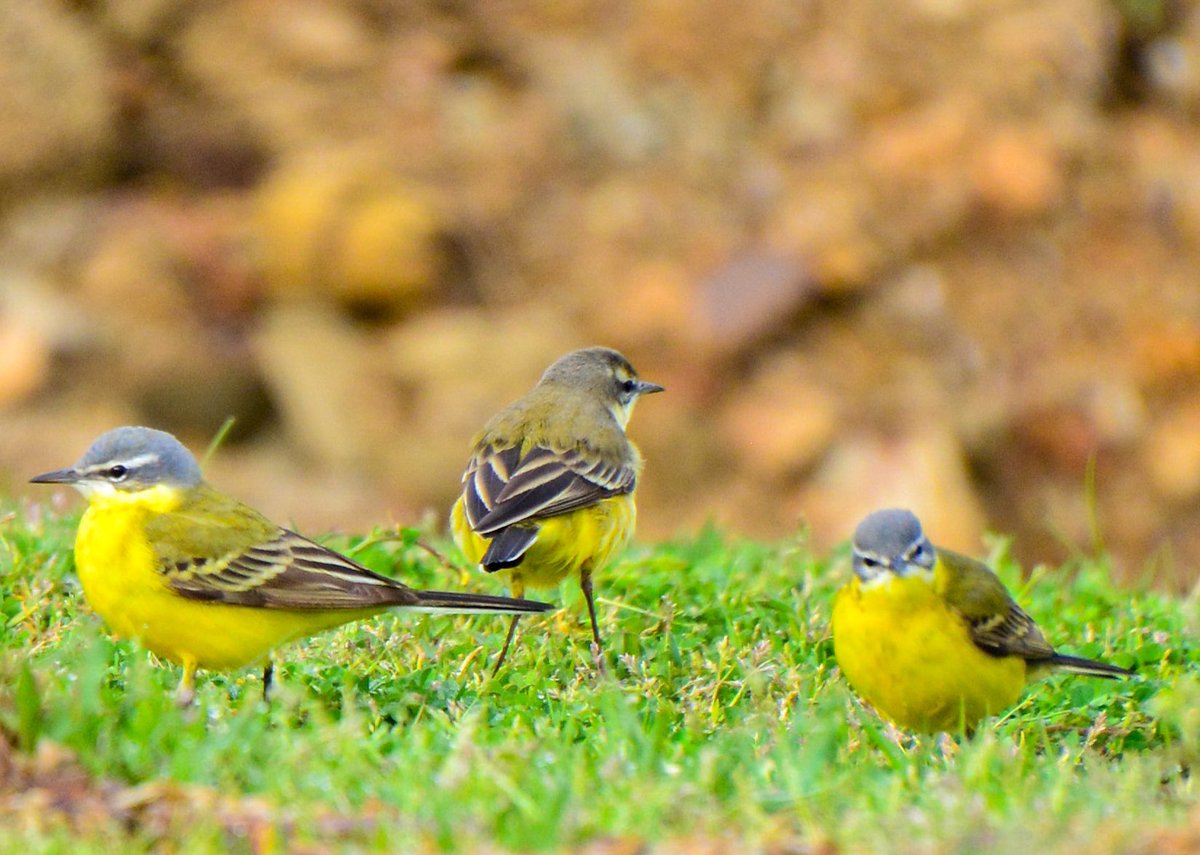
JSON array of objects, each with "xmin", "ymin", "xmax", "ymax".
[
  {"xmin": 161, "ymin": 528, "xmax": 421, "ymax": 610},
  {"xmin": 965, "ymin": 600, "xmax": 1055, "ymax": 661},
  {"xmin": 461, "ymin": 443, "xmax": 635, "ymax": 536},
  {"xmin": 936, "ymin": 548, "xmax": 1057, "ymax": 662}
]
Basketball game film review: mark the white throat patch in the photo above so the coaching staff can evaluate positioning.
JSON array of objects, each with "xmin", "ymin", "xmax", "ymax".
[{"xmin": 858, "ymin": 564, "xmax": 935, "ymax": 590}]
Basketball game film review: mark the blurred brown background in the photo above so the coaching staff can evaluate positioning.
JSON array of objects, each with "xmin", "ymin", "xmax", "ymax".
[{"xmin": 1, "ymin": 0, "xmax": 1198, "ymax": 587}]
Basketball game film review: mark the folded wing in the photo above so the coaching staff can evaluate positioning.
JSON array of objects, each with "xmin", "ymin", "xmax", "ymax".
[
  {"xmin": 936, "ymin": 548, "xmax": 1056, "ymax": 661},
  {"xmin": 461, "ymin": 443, "xmax": 636, "ymax": 536},
  {"xmin": 160, "ymin": 528, "xmax": 422, "ymax": 609}
]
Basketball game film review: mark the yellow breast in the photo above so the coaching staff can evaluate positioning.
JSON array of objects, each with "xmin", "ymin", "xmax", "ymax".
[
  {"xmin": 831, "ymin": 574, "xmax": 1027, "ymax": 732},
  {"xmin": 451, "ymin": 493, "xmax": 637, "ymax": 589},
  {"xmin": 75, "ymin": 487, "xmax": 183, "ymax": 643}
]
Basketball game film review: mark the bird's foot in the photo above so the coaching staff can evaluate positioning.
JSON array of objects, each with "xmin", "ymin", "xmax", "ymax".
[{"xmin": 590, "ymin": 641, "xmax": 607, "ymax": 677}]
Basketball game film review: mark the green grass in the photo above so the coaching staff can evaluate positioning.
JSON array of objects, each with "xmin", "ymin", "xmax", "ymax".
[{"xmin": 0, "ymin": 501, "xmax": 1195, "ymax": 854}]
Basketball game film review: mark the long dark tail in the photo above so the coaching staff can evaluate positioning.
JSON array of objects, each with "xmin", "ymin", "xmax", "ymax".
[
  {"xmin": 412, "ymin": 589, "xmax": 552, "ymax": 615},
  {"xmin": 1046, "ymin": 653, "xmax": 1134, "ymax": 679}
]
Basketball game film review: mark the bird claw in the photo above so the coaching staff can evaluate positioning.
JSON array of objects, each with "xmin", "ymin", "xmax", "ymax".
[{"xmin": 590, "ymin": 641, "xmax": 607, "ymax": 676}]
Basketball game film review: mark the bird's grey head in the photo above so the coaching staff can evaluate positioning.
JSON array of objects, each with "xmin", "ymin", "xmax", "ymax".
[
  {"xmin": 538, "ymin": 347, "xmax": 664, "ymax": 427},
  {"xmin": 30, "ymin": 426, "xmax": 203, "ymax": 496},
  {"xmin": 851, "ymin": 508, "xmax": 936, "ymax": 585}
]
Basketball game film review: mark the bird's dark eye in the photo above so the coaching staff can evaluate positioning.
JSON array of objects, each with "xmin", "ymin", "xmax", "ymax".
[
  {"xmin": 107, "ymin": 465, "xmax": 128, "ymax": 481},
  {"xmin": 620, "ymin": 379, "xmax": 638, "ymax": 394},
  {"xmin": 861, "ymin": 556, "xmax": 880, "ymax": 568}
]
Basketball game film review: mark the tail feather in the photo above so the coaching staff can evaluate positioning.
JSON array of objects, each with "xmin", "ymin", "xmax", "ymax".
[
  {"xmin": 481, "ymin": 526, "xmax": 539, "ymax": 572},
  {"xmin": 1046, "ymin": 653, "xmax": 1134, "ymax": 679},
  {"xmin": 412, "ymin": 589, "xmax": 552, "ymax": 615}
]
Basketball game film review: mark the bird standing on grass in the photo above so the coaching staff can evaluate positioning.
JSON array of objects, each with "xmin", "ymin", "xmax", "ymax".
[
  {"xmin": 832, "ymin": 508, "xmax": 1132, "ymax": 733},
  {"xmin": 451, "ymin": 347, "xmax": 663, "ymax": 674},
  {"xmin": 31, "ymin": 426, "xmax": 551, "ymax": 706}
]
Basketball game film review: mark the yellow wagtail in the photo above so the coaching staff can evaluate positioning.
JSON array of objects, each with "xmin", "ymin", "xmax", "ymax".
[
  {"xmin": 450, "ymin": 347, "xmax": 663, "ymax": 673},
  {"xmin": 31, "ymin": 426, "xmax": 552, "ymax": 705},
  {"xmin": 832, "ymin": 508, "xmax": 1132, "ymax": 733}
]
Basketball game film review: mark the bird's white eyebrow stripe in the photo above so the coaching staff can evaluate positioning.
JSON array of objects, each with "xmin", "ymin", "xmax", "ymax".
[
  {"xmin": 86, "ymin": 452, "xmax": 160, "ymax": 473},
  {"xmin": 123, "ymin": 453, "xmax": 161, "ymax": 468}
]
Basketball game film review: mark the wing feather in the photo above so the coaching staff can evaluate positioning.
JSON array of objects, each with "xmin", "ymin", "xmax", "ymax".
[
  {"xmin": 462, "ymin": 444, "xmax": 521, "ymax": 529},
  {"xmin": 966, "ymin": 601, "xmax": 1055, "ymax": 661},
  {"xmin": 161, "ymin": 529, "xmax": 421, "ymax": 610},
  {"xmin": 461, "ymin": 443, "xmax": 636, "ymax": 536},
  {"xmin": 936, "ymin": 548, "xmax": 1056, "ymax": 662}
]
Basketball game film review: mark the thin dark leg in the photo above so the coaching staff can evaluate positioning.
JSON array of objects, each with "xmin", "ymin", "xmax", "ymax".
[
  {"xmin": 581, "ymin": 566, "xmax": 605, "ymax": 674},
  {"xmin": 491, "ymin": 577, "xmax": 524, "ymax": 676},
  {"xmin": 491, "ymin": 616, "xmax": 521, "ymax": 676},
  {"xmin": 262, "ymin": 661, "xmax": 275, "ymax": 702}
]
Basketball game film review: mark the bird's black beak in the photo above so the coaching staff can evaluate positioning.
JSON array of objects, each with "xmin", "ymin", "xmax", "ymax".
[
  {"xmin": 636, "ymin": 380, "xmax": 665, "ymax": 396},
  {"xmin": 30, "ymin": 467, "xmax": 79, "ymax": 485}
]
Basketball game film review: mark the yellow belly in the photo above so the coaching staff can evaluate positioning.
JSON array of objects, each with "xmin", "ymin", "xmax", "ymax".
[
  {"xmin": 75, "ymin": 504, "xmax": 377, "ymax": 671},
  {"xmin": 831, "ymin": 576, "xmax": 1027, "ymax": 732},
  {"xmin": 451, "ymin": 493, "xmax": 636, "ymax": 589}
]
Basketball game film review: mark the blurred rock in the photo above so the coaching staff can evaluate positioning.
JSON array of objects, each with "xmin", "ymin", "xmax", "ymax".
[
  {"xmin": 77, "ymin": 207, "xmax": 192, "ymax": 323},
  {"xmin": 0, "ymin": 1, "xmax": 115, "ymax": 189},
  {"xmin": 0, "ymin": 312, "xmax": 50, "ymax": 410},
  {"xmin": 795, "ymin": 424, "xmax": 987, "ymax": 555},
  {"xmin": 97, "ymin": 0, "xmax": 183, "ymax": 46},
  {"xmin": 859, "ymin": 94, "xmax": 978, "ymax": 250},
  {"xmin": 766, "ymin": 178, "xmax": 887, "ymax": 291},
  {"xmin": 253, "ymin": 303, "xmax": 406, "ymax": 472},
  {"xmin": 1118, "ymin": 113, "xmax": 1200, "ymax": 253},
  {"xmin": 336, "ymin": 189, "xmax": 441, "ymax": 308},
  {"xmin": 177, "ymin": 0, "xmax": 386, "ymax": 153},
  {"xmin": 0, "ymin": 196, "xmax": 105, "ymax": 276},
  {"xmin": 1007, "ymin": 404, "xmax": 1107, "ymax": 476},
  {"xmin": 588, "ymin": 259, "xmax": 694, "ymax": 352},
  {"xmin": 66, "ymin": 199, "xmax": 267, "ymax": 437},
  {"xmin": 383, "ymin": 306, "xmax": 584, "ymax": 502},
  {"xmin": 203, "ymin": 440, "xmax": 407, "ymax": 536},
  {"xmin": 720, "ymin": 355, "xmax": 838, "ymax": 480},
  {"xmin": 70, "ymin": 202, "xmax": 195, "ymax": 401},
  {"xmin": 136, "ymin": 351, "xmax": 273, "ymax": 443},
  {"xmin": 75, "ymin": 195, "xmax": 259, "ymax": 324},
  {"xmin": 161, "ymin": 195, "xmax": 263, "ymax": 324},
  {"xmin": 626, "ymin": 383, "xmax": 717, "ymax": 535},
  {"xmin": 694, "ymin": 251, "xmax": 816, "ymax": 356},
  {"xmin": 254, "ymin": 152, "xmax": 441, "ymax": 311},
  {"xmin": 1146, "ymin": 399, "xmax": 1200, "ymax": 503},
  {"xmin": 970, "ymin": 127, "xmax": 1066, "ymax": 219},
  {"xmin": 386, "ymin": 306, "xmax": 583, "ymax": 407},
  {"xmin": 976, "ymin": 0, "xmax": 1116, "ymax": 107},
  {"xmin": 119, "ymin": 78, "xmax": 269, "ymax": 190},
  {"xmin": 1140, "ymin": 3, "xmax": 1200, "ymax": 110},
  {"xmin": 0, "ymin": 272, "xmax": 95, "ymax": 356},
  {"xmin": 1132, "ymin": 318, "xmax": 1200, "ymax": 394},
  {"xmin": 527, "ymin": 40, "xmax": 660, "ymax": 165},
  {"xmin": 1083, "ymin": 379, "xmax": 1147, "ymax": 447}
]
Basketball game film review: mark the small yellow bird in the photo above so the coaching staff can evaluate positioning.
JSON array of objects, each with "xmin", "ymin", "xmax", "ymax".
[
  {"xmin": 450, "ymin": 347, "xmax": 663, "ymax": 673},
  {"xmin": 832, "ymin": 508, "xmax": 1132, "ymax": 733},
  {"xmin": 31, "ymin": 426, "xmax": 552, "ymax": 705}
]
